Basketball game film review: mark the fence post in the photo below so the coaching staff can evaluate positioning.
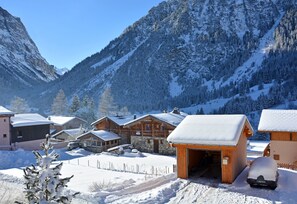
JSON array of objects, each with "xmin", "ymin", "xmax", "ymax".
[
  {"xmin": 78, "ymin": 159, "xmax": 79, "ymax": 165},
  {"xmin": 123, "ymin": 163, "xmax": 126, "ymax": 172},
  {"xmin": 88, "ymin": 160, "xmax": 90, "ymax": 167},
  {"xmin": 136, "ymin": 164, "xmax": 139, "ymax": 174},
  {"xmin": 97, "ymin": 160, "xmax": 100, "ymax": 169},
  {"xmin": 151, "ymin": 166, "xmax": 154, "ymax": 175}
]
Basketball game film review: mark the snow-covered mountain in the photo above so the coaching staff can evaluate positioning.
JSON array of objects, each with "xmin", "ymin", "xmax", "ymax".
[
  {"xmin": 41, "ymin": 0, "xmax": 297, "ymax": 118},
  {"xmin": 0, "ymin": 7, "xmax": 58, "ymax": 104}
]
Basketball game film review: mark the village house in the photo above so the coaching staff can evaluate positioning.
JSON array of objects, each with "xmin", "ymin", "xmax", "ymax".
[
  {"xmin": 11, "ymin": 113, "xmax": 53, "ymax": 150},
  {"xmin": 91, "ymin": 115, "xmax": 135, "ymax": 144},
  {"xmin": 258, "ymin": 109, "xmax": 297, "ymax": 165},
  {"xmin": 124, "ymin": 109, "xmax": 187, "ymax": 155},
  {"xmin": 77, "ymin": 130, "xmax": 120, "ymax": 153},
  {"xmin": 48, "ymin": 116, "xmax": 86, "ymax": 134},
  {"xmin": 167, "ymin": 114, "xmax": 253, "ymax": 184},
  {"xmin": 0, "ymin": 106, "xmax": 14, "ymax": 150},
  {"xmin": 51, "ymin": 128, "xmax": 86, "ymax": 142}
]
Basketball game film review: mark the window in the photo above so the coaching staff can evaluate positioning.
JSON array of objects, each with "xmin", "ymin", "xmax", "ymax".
[
  {"xmin": 111, "ymin": 140, "xmax": 114, "ymax": 144},
  {"xmin": 3, "ymin": 134, "xmax": 7, "ymax": 138},
  {"xmin": 4, "ymin": 119, "xmax": 6, "ymax": 122},
  {"xmin": 160, "ymin": 140, "xmax": 163, "ymax": 144},
  {"xmin": 273, "ymin": 154, "xmax": 280, "ymax": 160},
  {"xmin": 17, "ymin": 130, "xmax": 23, "ymax": 138},
  {"xmin": 102, "ymin": 142, "xmax": 105, "ymax": 146},
  {"xmin": 145, "ymin": 124, "xmax": 151, "ymax": 132},
  {"xmin": 147, "ymin": 139, "xmax": 151, "ymax": 144},
  {"xmin": 106, "ymin": 141, "xmax": 109, "ymax": 145}
]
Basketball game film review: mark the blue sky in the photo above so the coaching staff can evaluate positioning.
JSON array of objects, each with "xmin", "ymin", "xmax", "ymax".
[{"xmin": 1, "ymin": 0, "xmax": 163, "ymax": 69}]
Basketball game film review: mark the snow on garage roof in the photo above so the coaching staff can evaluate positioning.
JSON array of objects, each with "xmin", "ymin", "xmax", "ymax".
[
  {"xmin": 11, "ymin": 113, "xmax": 53, "ymax": 127},
  {"xmin": 78, "ymin": 130, "xmax": 120, "ymax": 141},
  {"xmin": 167, "ymin": 115, "xmax": 253, "ymax": 146},
  {"xmin": 258, "ymin": 109, "xmax": 297, "ymax": 132},
  {"xmin": 0, "ymin": 106, "xmax": 14, "ymax": 115}
]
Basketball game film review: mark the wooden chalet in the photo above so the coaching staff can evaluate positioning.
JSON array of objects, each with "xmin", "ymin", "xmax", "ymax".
[
  {"xmin": 167, "ymin": 115, "xmax": 253, "ymax": 184},
  {"xmin": 0, "ymin": 106, "xmax": 14, "ymax": 150},
  {"xmin": 258, "ymin": 109, "xmax": 297, "ymax": 165},
  {"xmin": 51, "ymin": 128, "xmax": 85, "ymax": 142},
  {"xmin": 124, "ymin": 109, "xmax": 187, "ymax": 155},
  {"xmin": 91, "ymin": 115, "xmax": 136, "ymax": 144},
  {"xmin": 77, "ymin": 130, "xmax": 120, "ymax": 153},
  {"xmin": 48, "ymin": 116, "xmax": 86, "ymax": 133},
  {"xmin": 10, "ymin": 113, "xmax": 53, "ymax": 150}
]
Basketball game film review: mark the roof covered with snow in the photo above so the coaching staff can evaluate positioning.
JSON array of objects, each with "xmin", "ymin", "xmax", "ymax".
[
  {"xmin": 91, "ymin": 115, "xmax": 139, "ymax": 127},
  {"xmin": 167, "ymin": 115, "xmax": 253, "ymax": 146},
  {"xmin": 52, "ymin": 128, "xmax": 85, "ymax": 138},
  {"xmin": 258, "ymin": 109, "xmax": 297, "ymax": 132},
  {"xmin": 0, "ymin": 106, "xmax": 14, "ymax": 116},
  {"xmin": 78, "ymin": 130, "xmax": 120, "ymax": 141},
  {"xmin": 11, "ymin": 113, "xmax": 53, "ymax": 127},
  {"xmin": 124, "ymin": 110, "xmax": 187, "ymax": 127},
  {"xmin": 48, "ymin": 116, "xmax": 86, "ymax": 126}
]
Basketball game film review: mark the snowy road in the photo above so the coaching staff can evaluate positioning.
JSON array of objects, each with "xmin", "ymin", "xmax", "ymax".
[{"xmin": 100, "ymin": 167, "xmax": 297, "ymax": 204}]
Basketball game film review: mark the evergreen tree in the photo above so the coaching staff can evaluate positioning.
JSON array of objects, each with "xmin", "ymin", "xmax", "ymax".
[
  {"xmin": 76, "ymin": 95, "xmax": 96, "ymax": 128},
  {"xmin": 119, "ymin": 106, "xmax": 130, "ymax": 116},
  {"xmin": 10, "ymin": 96, "xmax": 30, "ymax": 114},
  {"xmin": 69, "ymin": 94, "xmax": 80, "ymax": 115},
  {"xmin": 98, "ymin": 88, "xmax": 117, "ymax": 118},
  {"xmin": 51, "ymin": 89, "xmax": 68, "ymax": 115},
  {"xmin": 22, "ymin": 135, "xmax": 79, "ymax": 203},
  {"xmin": 196, "ymin": 107, "xmax": 204, "ymax": 115}
]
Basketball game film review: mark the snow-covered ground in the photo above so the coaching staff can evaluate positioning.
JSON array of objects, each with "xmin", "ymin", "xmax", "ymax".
[{"xmin": 0, "ymin": 141, "xmax": 297, "ymax": 203}]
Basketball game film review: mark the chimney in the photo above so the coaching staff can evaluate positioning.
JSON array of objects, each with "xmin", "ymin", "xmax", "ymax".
[
  {"xmin": 172, "ymin": 107, "xmax": 180, "ymax": 115},
  {"xmin": 134, "ymin": 114, "xmax": 137, "ymax": 119}
]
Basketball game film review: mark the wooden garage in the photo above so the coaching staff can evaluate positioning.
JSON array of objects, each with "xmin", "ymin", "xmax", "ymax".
[{"xmin": 167, "ymin": 114, "xmax": 253, "ymax": 184}]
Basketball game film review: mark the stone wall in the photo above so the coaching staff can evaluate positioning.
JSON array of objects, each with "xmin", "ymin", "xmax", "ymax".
[
  {"xmin": 159, "ymin": 138, "xmax": 176, "ymax": 155},
  {"xmin": 131, "ymin": 136, "xmax": 176, "ymax": 155}
]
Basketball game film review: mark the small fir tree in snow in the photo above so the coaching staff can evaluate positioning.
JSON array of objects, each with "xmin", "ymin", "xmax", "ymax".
[{"xmin": 22, "ymin": 135, "xmax": 79, "ymax": 203}]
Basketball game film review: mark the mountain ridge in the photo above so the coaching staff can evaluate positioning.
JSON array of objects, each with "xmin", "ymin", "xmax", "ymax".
[
  {"xmin": 40, "ymin": 0, "xmax": 297, "ymax": 113},
  {"xmin": 0, "ymin": 7, "xmax": 58, "ymax": 104}
]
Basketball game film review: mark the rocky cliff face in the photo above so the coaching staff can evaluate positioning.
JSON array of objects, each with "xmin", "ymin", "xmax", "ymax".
[{"xmin": 0, "ymin": 7, "xmax": 58, "ymax": 103}]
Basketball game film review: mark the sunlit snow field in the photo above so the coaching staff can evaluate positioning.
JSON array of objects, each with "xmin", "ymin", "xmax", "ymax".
[{"xmin": 0, "ymin": 141, "xmax": 297, "ymax": 203}]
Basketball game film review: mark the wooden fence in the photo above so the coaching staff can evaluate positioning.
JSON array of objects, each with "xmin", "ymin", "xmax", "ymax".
[{"xmin": 67, "ymin": 159, "xmax": 175, "ymax": 176}]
